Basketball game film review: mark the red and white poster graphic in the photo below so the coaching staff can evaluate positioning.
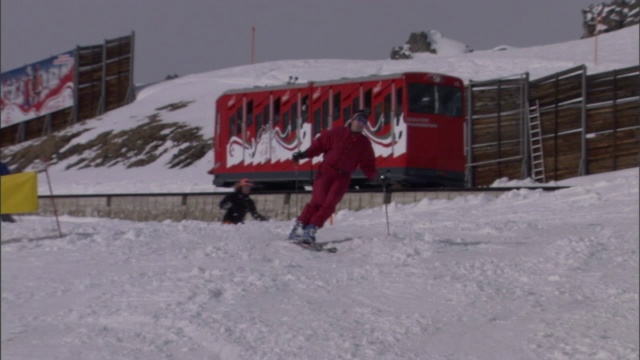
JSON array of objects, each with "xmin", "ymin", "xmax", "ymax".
[{"xmin": 1, "ymin": 51, "xmax": 75, "ymax": 128}]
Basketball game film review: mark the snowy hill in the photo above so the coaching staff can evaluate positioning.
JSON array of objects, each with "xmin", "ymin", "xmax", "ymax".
[{"xmin": 1, "ymin": 25, "xmax": 639, "ymax": 195}]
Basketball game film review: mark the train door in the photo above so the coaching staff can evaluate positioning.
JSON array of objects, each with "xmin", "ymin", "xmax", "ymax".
[
  {"xmin": 403, "ymin": 73, "xmax": 465, "ymax": 184},
  {"xmin": 212, "ymin": 94, "xmax": 236, "ymax": 173}
]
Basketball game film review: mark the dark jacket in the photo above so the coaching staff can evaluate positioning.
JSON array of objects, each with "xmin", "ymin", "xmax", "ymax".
[
  {"xmin": 0, "ymin": 162, "xmax": 10, "ymax": 176},
  {"xmin": 219, "ymin": 190, "xmax": 267, "ymax": 224},
  {"xmin": 304, "ymin": 126, "xmax": 377, "ymax": 180}
]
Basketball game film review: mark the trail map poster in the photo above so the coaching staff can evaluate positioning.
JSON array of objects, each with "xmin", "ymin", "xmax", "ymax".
[{"xmin": 1, "ymin": 51, "xmax": 75, "ymax": 128}]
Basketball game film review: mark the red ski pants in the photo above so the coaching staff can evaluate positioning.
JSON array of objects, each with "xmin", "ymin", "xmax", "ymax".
[{"xmin": 298, "ymin": 164, "xmax": 351, "ymax": 228}]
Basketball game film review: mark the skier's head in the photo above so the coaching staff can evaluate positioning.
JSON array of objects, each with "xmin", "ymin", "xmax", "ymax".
[
  {"xmin": 235, "ymin": 178, "xmax": 254, "ymax": 192},
  {"xmin": 347, "ymin": 110, "xmax": 368, "ymax": 133}
]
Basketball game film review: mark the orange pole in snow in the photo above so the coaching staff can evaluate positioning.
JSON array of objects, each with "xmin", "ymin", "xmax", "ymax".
[
  {"xmin": 251, "ymin": 26, "xmax": 256, "ymax": 64},
  {"xmin": 594, "ymin": 16, "xmax": 600, "ymax": 65}
]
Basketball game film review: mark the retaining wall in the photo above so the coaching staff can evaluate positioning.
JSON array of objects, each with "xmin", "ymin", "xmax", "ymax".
[{"xmin": 36, "ymin": 189, "xmax": 529, "ymax": 223}]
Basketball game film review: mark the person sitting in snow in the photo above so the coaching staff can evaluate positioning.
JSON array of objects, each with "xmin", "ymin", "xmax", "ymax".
[{"xmin": 219, "ymin": 178, "xmax": 268, "ymax": 224}]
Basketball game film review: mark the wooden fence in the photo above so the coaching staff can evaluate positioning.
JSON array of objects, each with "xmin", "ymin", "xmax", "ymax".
[
  {"xmin": 530, "ymin": 66, "xmax": 587, "ymax": 181},
  {"xmin": 0, "ymin": 33, "xmax": 135, "ymax": 147},
  {"xmin": 465, "ymin": 74, "xmax": 529, "ymax": 186},
  {"xmin": 467, "ymin": 65, "xmax": 639, "ymax": 186},
  {"xmin": 585, "ymin": 66, "xmax": 640, "ymax": 175}
]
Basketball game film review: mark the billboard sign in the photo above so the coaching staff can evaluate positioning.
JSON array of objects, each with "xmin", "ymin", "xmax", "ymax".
[{"xmin": 1, "ymin": 51, "xmax": 75, "ymax": 128}]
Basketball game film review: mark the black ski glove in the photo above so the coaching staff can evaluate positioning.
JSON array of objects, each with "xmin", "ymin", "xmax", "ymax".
[
  {"xmin": 377, "ymin": 173, "xmax": 391, "ymax": 186},
  {"xmin": 292, "ymin": 150, "xmax": 307, "ymax": 162},
  {"xmin": 254, "ymin": 213, "xmax": 268, "ymax": 221}
]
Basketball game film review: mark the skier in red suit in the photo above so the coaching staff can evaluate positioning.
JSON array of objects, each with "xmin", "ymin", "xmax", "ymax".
[{"xmin": 288, "ymin": 110, "xmax": 384, "ymax": 244}]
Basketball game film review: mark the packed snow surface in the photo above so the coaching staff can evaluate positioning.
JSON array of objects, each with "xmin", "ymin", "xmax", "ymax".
[{"xmin": 2, "ymin": 168, "xmax": 638, "ymax": 360}]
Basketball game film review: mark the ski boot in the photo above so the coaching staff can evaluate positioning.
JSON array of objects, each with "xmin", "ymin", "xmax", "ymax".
[
  {"xmin": 288, "ymin": 220, "xmax": 304, "ymax": 241},
  {"xmin": 301, "ymin": 225, "xmax": 318, "ymax": 245}
]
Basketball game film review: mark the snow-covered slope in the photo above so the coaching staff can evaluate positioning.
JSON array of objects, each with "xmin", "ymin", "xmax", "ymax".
[
  {"xmin": 4, "ymin": 25, "xmax": 639, "ymax": 195},
  {"xmin": 1, "ymin": 167, "xmax": 638, "ymax": 359}
]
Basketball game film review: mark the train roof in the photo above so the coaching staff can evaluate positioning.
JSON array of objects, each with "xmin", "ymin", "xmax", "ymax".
[{"xmin": 218, "ymin": 71, "xmax": 462, "ymax": 97}]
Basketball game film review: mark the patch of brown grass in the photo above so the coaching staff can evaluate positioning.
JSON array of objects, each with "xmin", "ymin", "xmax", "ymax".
[{"xmin": 1, "ymin": 110, "xmax": 211, "ymax": 173}]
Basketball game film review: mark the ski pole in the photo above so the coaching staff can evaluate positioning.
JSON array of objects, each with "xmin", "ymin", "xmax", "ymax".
[
  {"xmin": 41, "ymin": 158, "xmax": 63, "ymax": 238},
  {"xmin": 383, "ymin": 181, "xmax": 390, "ymax": 236},
  {"xmin": 381, "ymin": 171, "xmax": 391, "ymax": 236},
  {"xmin": 294, "ymin": 162, "xmax": 299, "ymax": 217}
]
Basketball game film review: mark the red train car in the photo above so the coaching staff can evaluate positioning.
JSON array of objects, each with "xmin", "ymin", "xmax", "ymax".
[{"xmin": 209, "ymin": 72, "xmax": 465, "ymax": 188}]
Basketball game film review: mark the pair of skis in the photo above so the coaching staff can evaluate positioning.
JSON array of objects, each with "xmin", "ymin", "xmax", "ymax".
[
  {"xmin": 289, "ymin": 237, "xmax": 353, "ymax": 253},
  {"xmin": 291, "ymin": 240, "xmax": 338, "ymax": 253}
]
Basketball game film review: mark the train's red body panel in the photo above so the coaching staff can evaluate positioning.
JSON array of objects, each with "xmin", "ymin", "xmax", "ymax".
[{"xmin": 210, "ymin": 72, "xmax": 466, "ymax": 188}]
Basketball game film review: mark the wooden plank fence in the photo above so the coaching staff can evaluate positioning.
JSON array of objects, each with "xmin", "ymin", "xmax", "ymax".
[
  {"xmin": 465, "ymin": 74, "xmax": 529, "ymax": 186},
  {"xmin": 467, "ymin": 65, "xmax": 639, "ymax": 186}
]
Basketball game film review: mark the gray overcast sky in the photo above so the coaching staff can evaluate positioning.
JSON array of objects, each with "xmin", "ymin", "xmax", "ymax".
[{"xmin": 1, "ymin": 0, "xmax": 598, "ymax": 84}]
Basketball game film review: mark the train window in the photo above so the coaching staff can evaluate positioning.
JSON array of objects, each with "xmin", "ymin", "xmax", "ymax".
[
  {"xmin": 273, "ymin": 98, "xmax": 281, "ymax": 127},
  {"xmin": 283, "ymin": 110, "xmax": 290, "ymax": 131},
  {"xmin": 290, "ymin": 102, "xmax": 298, "ymax": 131},
  {"xmin": 255, "ymin": 112, "xmax": 263, "ymax": 132},
  {"xmin": 322, "ymin": 99, "xmax": 329, "ymax": 129},
  {"xmin": 301, "ymin": 95, "xmax": 309, "ymax": 123},
  {"xmin": 313, "ymin": 108, "xmax": 321, "ymax": 135},
  {"xmin": 246, "ymin": 100, "xmax": 253, "ymax": 128},
  {"xmin": 408, "ymin": 83, "xmax": 436, "ymax": 114},
  {"xmin": 262, "ymin": 104, "xmax": 270, "ymax": 127},
  {"xmin": 408, "ymin": 83, "xmax": 462, "ymax": 116},
  {"xmin": 351, "ymin": 97, "xmax": 359, "ymax": 112},
  {"xmin": 343, "ymin": 106, "xmax": 351, "ymax": 122},
  {"xmin": 229, "ymin": 113, "xmax": 236, "ymax": 140},
  {"xmin": 374, "ymin": 103, "xmax": 382, "ymax": 126},
  {"xmin": 439, "ymin": 87, "xmax": 463, "ymax": 117},
  {"xmin": 395, "ymin": 87, "xmax": 403, "ymax": 117},
  {"xmin": 364, "ymin": 88, "xmax": 372, "ymax": 112},
  {"xmin": 332, "ymin": 92, "xmax": 341, "ymax": 121},
  {"xmin": 235, "ymin": 107, "xmax": 243, "ymax": 132},
  {"xmin": 384, "ymin": 93, "xmax": 392, "ymax": 125}
]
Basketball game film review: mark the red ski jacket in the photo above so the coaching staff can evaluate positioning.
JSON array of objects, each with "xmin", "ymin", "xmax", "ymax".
[{"xmin": 304, "ymin": 126, "xmax": 377, "ymax": 180}]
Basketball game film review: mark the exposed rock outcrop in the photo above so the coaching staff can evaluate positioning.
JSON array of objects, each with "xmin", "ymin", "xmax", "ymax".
[
  {"xmin": 582, "ymin": 0, "xmax": 639, "ymax": 38},
  {"xmin": 390, "ymin": 30, "xmax": 473, "ymax": 60}
]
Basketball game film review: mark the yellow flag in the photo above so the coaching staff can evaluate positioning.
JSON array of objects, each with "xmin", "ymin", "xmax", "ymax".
[{"xmin": 1, "ymin": 172, "xmax": 39, "ymax": 214}]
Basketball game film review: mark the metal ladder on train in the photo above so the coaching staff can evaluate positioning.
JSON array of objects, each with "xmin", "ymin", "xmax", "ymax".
[{"xmin": 529, "ymin": 101, "xmax": 546, "ymax": 183}]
